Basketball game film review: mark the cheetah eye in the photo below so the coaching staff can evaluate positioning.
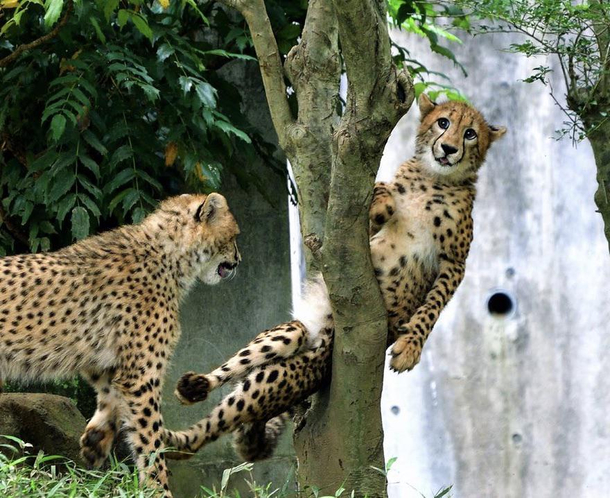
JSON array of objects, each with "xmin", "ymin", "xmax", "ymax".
[
  {"xmin": 464, "ymin": 128, "xmax": 477, "ymax": 140},
  {"xmin": 437, "ymin": 118, "xmax": 450, "ymax": 130}
]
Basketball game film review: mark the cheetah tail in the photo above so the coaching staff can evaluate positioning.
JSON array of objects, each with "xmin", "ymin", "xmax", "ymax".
[
  {"xmin": 292, "ymin": 273, "xmax": 333, "ymax": 348},
  {"xmin": 232, "ymin": 412, "xmax": 290, "ymax": 462}
]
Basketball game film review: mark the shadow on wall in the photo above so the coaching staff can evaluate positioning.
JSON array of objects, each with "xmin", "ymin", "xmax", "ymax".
[{"xmin": 380, "ymin": 30, "xmax": 610, "ymax": 498}]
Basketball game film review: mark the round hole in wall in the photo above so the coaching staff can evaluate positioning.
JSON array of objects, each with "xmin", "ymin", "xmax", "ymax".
[
  {"xmin": 505, "ymin": 267, "xmax": 516, "ymax": 279},
  {"xmin": 487, "ymin": 290, "xmax": 516, "ymax": 318},
  {"xmin": 512, "ymin": 433, "xmax": 523, "ymax": 444},
  {"xmin": 391, "ymin": 405, "xmax": 400, "ymax": 415}
]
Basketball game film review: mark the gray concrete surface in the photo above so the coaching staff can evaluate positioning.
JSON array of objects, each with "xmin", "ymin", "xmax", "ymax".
[{"xmin": 381, "ymin": 31, "xmax": 610, "ymax": 498}]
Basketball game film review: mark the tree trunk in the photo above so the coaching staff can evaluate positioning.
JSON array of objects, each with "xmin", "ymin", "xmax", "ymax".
[
  {"xmin": 585, "ymin": 119, "xmax": 610, "ymax": 253},
  {"xmin": 217, "ymin": 0, "xmax": 413, "ymax": 495}
]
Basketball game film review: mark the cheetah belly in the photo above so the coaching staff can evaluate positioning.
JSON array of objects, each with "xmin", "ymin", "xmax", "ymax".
[{"xmin": 371, "ymin": 191, "xmax": 439, "ymax": 334}]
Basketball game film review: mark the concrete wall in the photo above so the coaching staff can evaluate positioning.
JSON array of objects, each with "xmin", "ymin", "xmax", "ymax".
[
  {"xmin": 381, "ymin": 31, "xmax": 610, "ymax": 498},
  {"xmin": 162, "ymin": 61, "xmax": 295, "ymax": 498}
]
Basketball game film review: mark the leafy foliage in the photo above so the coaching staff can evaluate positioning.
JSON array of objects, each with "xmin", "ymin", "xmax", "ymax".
[
  {"xmin": 0, "ymin": 0, "xmax": 301, "ymax": 254},
  {"xmin": 387, "ymin": 0, "xmax": 471, "ymax": 101},
  {"xmin": 456, "ymin": 0, "xmax": 610, "ymax": 141}
]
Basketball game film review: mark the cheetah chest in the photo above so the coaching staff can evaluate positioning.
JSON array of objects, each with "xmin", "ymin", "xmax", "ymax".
[{"xmin": 371, "ymin": 188, "xmax": 457, "ymax": 275}]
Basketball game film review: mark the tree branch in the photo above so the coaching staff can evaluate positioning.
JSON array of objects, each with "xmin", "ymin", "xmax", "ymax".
[
  {"xmin": 218, "ymin": 0, "xmax": 294, "ymax": 149},
  {"xmin": 283, "ymin": 0, "xmax": 340, "ymax": 271},
  {"xmin": 0, "ymin": 1, "xmax": 73, "ymax": 68},
  {"xmin": 332, "ymin": 0, "xmax": 412, "ymax": 114},
  {"xmin": 310, "ymin": 0, "xmax": 414, "ymax": 494}
]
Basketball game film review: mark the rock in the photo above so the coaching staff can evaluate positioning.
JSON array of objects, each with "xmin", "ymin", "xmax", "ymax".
[{"xmin": 0, "ymin": 393, "xmax": 86, "ymax": 464}]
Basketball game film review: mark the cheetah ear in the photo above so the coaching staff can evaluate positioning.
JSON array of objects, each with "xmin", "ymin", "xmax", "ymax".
[
  {"xmin": 418, "ymin": 93, "xmax": 437, "ymax": 119},
  {"xmin": 489, "ymin": 125, "xmax": 507, "ymax": 142},
  {"xmin": 196, "ymin": 192, "xmax": 228, "ymax": 223}
]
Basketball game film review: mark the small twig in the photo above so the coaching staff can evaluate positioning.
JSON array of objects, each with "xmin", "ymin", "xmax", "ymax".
[{"xmin": 0, "ymin": 1, "xmax": 73, "ymax": 68}]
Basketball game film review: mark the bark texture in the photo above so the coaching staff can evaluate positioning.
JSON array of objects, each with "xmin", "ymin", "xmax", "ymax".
[
  {"xmin": 217, "ymin": 0, "xmax": 413, "ymax": 495},
  {"xmin": 584, "ymin": 118, "xmax": 610, "ymax": 253}
]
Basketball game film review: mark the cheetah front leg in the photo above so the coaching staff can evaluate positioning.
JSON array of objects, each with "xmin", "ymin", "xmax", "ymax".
[
  {"xmin": 369, "ymin": 182, "xmax": 396, "ymax": 235},
  {"xmin": 175, "ymin": 320, "xmax": 308, "ymax": 405},
  {"xmin": 80, "ymin": 370, "xmax": 122, "ymax": 469},
  {"xmin": 390, "ymin": 256, "xmax": 466, "ymax": 372}
]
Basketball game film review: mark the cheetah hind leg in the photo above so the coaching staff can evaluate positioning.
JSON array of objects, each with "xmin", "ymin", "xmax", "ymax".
[
  {"xmin": 233, "ymin": 412, "xmax": 290, "ymax": 462},
  {"xmin": 175, "ymin": 321, "xmax": 308, "ymax": 405},
  {"xmin": 369, "ymin": 182, "xmax": 396, "ymax": 235}
]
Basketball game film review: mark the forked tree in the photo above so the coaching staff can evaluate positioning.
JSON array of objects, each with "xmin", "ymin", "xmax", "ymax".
[{"xmin": 216, "ymin": 0, "xmax": 414, "ymax": 495}]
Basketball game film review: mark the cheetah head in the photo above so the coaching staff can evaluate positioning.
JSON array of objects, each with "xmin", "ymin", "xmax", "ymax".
[
  {"xmin": 155, "ymin": 193, "xmax": 241, "ymax": 285},
  {"xmin": 415, "ymin": 93, "xmax": 506, "ymax": 182}
]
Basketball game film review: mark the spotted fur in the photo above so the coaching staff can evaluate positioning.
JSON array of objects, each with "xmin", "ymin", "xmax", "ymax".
[
  {"xmin": 0, "ymin": 193, "xmax": 240, "ymax": 496},
  {"xmin": 166, "ymin": 95, "xmax": 506, "ymax": 461}
]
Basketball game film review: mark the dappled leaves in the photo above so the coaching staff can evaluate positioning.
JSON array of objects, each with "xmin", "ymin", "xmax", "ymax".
[{"xmin": 0, "ymin": 0, "xmax": 287, "ymax": 254}]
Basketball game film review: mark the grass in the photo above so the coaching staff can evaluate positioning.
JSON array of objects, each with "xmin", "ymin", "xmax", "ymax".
[{"xmin": 0, "ymin": 436, "xmax": 452, "ymax": 498}]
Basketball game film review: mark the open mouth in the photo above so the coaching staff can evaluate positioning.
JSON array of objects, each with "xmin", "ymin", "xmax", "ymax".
[
  {"xmin": 217, "ymin": 262, "xmax": 237, "ymax": 278},
  {"xmin": 436, "ymin": 156, "xmax": 452, "ymax": 167}
]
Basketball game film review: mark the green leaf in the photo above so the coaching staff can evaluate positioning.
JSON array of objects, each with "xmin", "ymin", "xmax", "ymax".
[
  {"xmin": 39, "ymin": 221, "xmax": 57, "ymax": 234},
  {"xmin": 109, "ymin": 145, "xmax": 133, "ymax": 168},
  {"xmin": 178, "ymin": 76, "xmax": 193, "ymax": 95},
  {"xmin": 89, "ymin": 17, "xmax": 107, "ymax": 44},
  {"xmin": 50, "ymin": 114, "xmax": 66, "ymax": 142},
  {"xmin": 117, "ymin": 9, "xmax": 129, "ymax": 28},
  {"xmin": 77, "ymin": 194, "xmax": 101, "ymax": 220},
  {"xmin": 195, "ymin": 82, "xmax": 217, "ymax": 109},
  {"xmin": 157, "ymin": 43, "xmax": 175, "ymax": 62},
  {"xmin": 121, "ymin": 188, "xmax": 140, "ymax": 213},
  {"xmin": 20, "ymin": 201, "xmax": 34, "ymax": 225},
  {"xmin": 130, "ymin": 13, "xmax": 153, "ymax": 41},
  {"xmin": 102, "ymin": 0, "xmax": 120, "ymax": 21},
  {"xmin": 55, "ymin": 193, "xmax": 77, "ymax": 224},
  {"xmin": 78, "ymin": 154, "xmax": 101, "ymax": 179},
  {"xmin": 71, "ymin": 206, "xmax": 90, "ymax": 240},
  {"xmin": 78, "ymin": 175, "xmax": 103, "ymax": 198},
  {"xmin": 47, "ymin": 169, "xmax": 76, "ymax": 203},
  {"xmin": 136, "ymin": 170, "xmax": 163, "ymax": 191},
  {"xmin": 183, "ymin": 0, "xmax": 209, "ymax": 24},
  {"xmin": 131, "ymin": 206, "xmax": 147, "ymax": 223},
  {"xmin": 105, "ymin": 168, "xmax": 135, "ymax": 194},
  {"xmin": 214, "ymin": 120, "xmax": 251, "ymax": 143},
  {"xmin": 108, "ymin": 189, "xmax": 130, "ymax": 213},
  {"xmin": 82, "ymin": 130, "xmax": 108, "ymax": 155},
  {"xmin": 44, "ymin": 0, "xmax": 65, "ymax": 28}
]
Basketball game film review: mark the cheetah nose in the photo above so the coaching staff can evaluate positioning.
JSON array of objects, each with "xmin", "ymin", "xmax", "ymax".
[{"xmin": 441, "ymin": 143, "xmax": 458, "ymax": 155}]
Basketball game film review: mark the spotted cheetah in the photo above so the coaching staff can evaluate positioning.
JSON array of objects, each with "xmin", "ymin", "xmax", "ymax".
[
  {"xmin": 0, "ymin": 193, "xmax": 240, "ymax": 495},
  {"xmin": 164, "ymin": 94, "xmax": 506, "ymax": 460}
]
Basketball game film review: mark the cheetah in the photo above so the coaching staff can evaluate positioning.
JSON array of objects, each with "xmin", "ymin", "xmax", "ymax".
[
  {"xmin": 163, "ymin": 276, "xmax": 333, "ymax": 460},
  {"xmin": 0, "ymin": 193, "xmax": 240, "ymax": 495},
  {"xmin": 163, "ymin": 94, "xmax": 506, "ymax": 460}
]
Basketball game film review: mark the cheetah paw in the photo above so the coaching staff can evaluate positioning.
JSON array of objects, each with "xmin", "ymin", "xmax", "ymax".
[
  {"xmin": 174, "ymin": 371, "xmax": 210, "ymax": 405},
  {"xmin": 80, "ymin": 424, "xmax": 115, "ymax": 469},
  {"xmin": 389, "ymin": 337, "xmax": 422, "ymax": 373}
]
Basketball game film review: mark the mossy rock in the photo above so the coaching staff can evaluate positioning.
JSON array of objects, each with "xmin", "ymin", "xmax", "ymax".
[{"xmin": 0, "ymin": 393, "xmax": 86, "ymax": 463}]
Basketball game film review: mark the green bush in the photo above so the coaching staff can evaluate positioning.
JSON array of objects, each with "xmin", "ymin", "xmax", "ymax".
[{"xmin": 0, "ymin": 0, "xmax": 304, "ymax": 255}]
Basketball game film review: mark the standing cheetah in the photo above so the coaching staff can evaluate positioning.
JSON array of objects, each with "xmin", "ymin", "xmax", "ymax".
[
  {"xmin": 0, "ymin": 193, "xmax": 240, "ymax": 495},
  {"xmin": 163, "ymin": 94, "xmax": 506, "ymax": 460}
]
